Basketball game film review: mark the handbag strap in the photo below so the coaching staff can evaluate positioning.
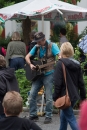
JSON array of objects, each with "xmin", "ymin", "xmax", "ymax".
[{"xmin": 62, "ymin": 63, "xmax": 69, "ymax": 95}]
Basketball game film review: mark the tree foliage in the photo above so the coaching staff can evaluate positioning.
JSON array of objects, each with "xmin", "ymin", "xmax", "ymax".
[
  {"xmin": 0, "ymin": 0, "xmax": 15, "ymax": 8},
  {"xmin": 0, "ymin": 0, "xmax": 81, "ymax": 8},
  {"xmin": 0, "ymin": 0, "xmax": 25, "ymax": 8},
  {"xmin": 60, "ymin": 0, "xmax": 81, "ymax": 4}
]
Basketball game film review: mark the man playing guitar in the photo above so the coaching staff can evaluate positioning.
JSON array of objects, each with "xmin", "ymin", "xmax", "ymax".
[{"xmin": 25, "ymin": 32, "xmax": 60, "ymax": 124}]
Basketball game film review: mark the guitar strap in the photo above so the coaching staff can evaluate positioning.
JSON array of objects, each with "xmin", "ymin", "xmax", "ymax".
[
  {"xmin": 36, "ymin": 41, "xmax": 48, "ymax": 64},
  {"xmin": 45, "ymin": 41, "xmax": 48, "ymax": 63}
]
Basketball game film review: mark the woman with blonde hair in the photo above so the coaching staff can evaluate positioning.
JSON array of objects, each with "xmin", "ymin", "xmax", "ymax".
[
  {"xmin": 6, "ymin": 32, "xmax": 26, "ymax": 70},
  {"xmin": 53, "ymin": 42, "xmax": 86, "ymax": 130}
]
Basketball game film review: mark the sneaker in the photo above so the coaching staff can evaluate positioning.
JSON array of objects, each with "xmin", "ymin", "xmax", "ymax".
[
  {"xmin": 29, "ymin": 115, "xmax": 39, "ymax": 122},
  {"xmin": 44, "ymin": 117, "xmax": 52, "ymax": 124}
]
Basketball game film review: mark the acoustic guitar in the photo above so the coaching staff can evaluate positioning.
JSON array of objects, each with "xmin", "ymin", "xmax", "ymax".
[{"xmin": 24, "ymin": 60, "xmax": 55, "ymax": 81}]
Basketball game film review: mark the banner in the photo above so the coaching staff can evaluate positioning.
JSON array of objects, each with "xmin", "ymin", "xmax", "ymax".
[{"xmin": 30, "ymin": 11, "xmax": 87, "ymax": 22}]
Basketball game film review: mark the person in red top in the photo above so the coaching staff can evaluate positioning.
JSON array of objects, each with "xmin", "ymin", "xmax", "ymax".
[
  {"xmin": 0, "ymin": 46, "xmax": 6, "ymax": 56},
  {"xmin": 79, "ymin": 100, "xmax": 87, "ymax": 130}
]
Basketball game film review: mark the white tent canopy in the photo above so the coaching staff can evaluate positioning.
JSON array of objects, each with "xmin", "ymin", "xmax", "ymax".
[
  {"xmin": 0, "ymin": 0, "xmax": 87, "ymax": 22},
  {"xmin": 18, "ymin": 0, "xmax": 87, "ymax": 15}
]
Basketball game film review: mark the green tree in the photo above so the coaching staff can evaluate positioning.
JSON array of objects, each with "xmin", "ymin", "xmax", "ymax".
[
  {"xmin": 60, "ymin": 0, "xmax": 81, "ymax": 4},
  {"xmin": 0, "ymin": 0, "xmax": 15, "ymax": 8}
]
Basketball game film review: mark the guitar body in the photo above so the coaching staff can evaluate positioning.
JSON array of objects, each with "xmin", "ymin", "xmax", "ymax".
[{"xmin": 24, "ymin": 60, "xmax": 44, "ymax": 81}]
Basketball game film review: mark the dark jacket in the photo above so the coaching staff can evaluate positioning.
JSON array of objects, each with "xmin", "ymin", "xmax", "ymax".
[
  {"xmin": 0, "ymin": 116, "xmax": 42, "ymax": 130},
  {"xmin": 53, "ymin": 58, "xmax": 86, "ymax": 102},
  {"xmin": 0, "ymin": 68, "xmax": 19, "ymax": 114},
  {"xmin": 28, "ymin": 41, "xmax": 37, "ymax": 60}
]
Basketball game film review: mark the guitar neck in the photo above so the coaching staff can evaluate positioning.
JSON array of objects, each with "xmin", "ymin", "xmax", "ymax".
[{"xmin": 36, "ymin": 61, "xmax": 56, "ymax": 69}]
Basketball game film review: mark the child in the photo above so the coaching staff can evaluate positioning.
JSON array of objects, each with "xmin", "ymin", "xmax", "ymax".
[{"xmin": 0, "ymin": 91, "xmax": 42, "ymax": 130}]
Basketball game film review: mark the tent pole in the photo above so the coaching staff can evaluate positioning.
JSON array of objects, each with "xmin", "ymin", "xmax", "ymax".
[{"xmin": 42, "ymin": 15, "xmax": 44, "ymax": 33}]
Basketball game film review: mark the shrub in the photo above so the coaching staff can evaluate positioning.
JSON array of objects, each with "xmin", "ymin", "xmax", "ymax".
[
  {"xmin": 0, "ymin": 36, "xmax": 11, "ymax": 49},
  {"xmin": 73, "ymin": 47, "xmax": 87, "ymax": 109},
  {"xmin": 15, "ymin": 69, "xmax": 31, "ymax": 106}
]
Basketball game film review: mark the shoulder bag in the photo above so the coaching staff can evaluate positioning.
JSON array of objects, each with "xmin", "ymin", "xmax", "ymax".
[{"xmin": 54, "ymin": 63, "xmax": 71, "ymax": 109}]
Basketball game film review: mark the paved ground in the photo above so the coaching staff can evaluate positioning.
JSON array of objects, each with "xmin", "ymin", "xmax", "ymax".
[{"xmin": 20, "ymin": 112, "xmax": 79, "ymax": 130}]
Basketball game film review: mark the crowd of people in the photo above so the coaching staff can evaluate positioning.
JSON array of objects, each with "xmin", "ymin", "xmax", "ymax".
[{"xmin": 0, "ymin": 29, "xmax": 87, "ymax": 130}]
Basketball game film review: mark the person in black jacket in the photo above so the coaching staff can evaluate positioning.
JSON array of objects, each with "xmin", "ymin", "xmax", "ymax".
[
  {"xmin": 0, "ymin": 54, "xmax": 19, "ymax": 119},
  {"xmin": 27, "ymin": 31, "xmax": 37, "ymax": 60},
  {"xmin": 0, "ymin": 91, "xmax": 42, "ymax": 130},
  {"xmin": 28, "ymin": 31, "xmax": 37, "ymax": 52},
  {"xmin": 53, "ymin": 42, "xmax": 86, "ymax": 130}
]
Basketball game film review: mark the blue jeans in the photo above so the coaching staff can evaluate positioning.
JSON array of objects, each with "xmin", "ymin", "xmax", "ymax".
[
  {"xmin": 59, "ymin": 101, "xmax": 79, "ymax": 130},
  {"xmin": 9, "ymin": 57, "xmax": 25, "ymax": 70},
  {"xmin": 29, "ymin": 73, "xmax": 53, "ymax": 118}
]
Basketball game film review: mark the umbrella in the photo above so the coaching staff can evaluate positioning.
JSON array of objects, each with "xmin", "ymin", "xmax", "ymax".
[
  {"xmin": 0, "ymin": 0, "xmax": 87, "ymax": 22},
  {"xmin": 0, "ymin": 0, "xmax": 87, "ymax": 32},
  {"xmin": 0, "ymin": 0, "xmax": 29, "ymax": 22},
  {"xmin": 18, "ymin": 0, "xmax": 87, "ymax": 22}
]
